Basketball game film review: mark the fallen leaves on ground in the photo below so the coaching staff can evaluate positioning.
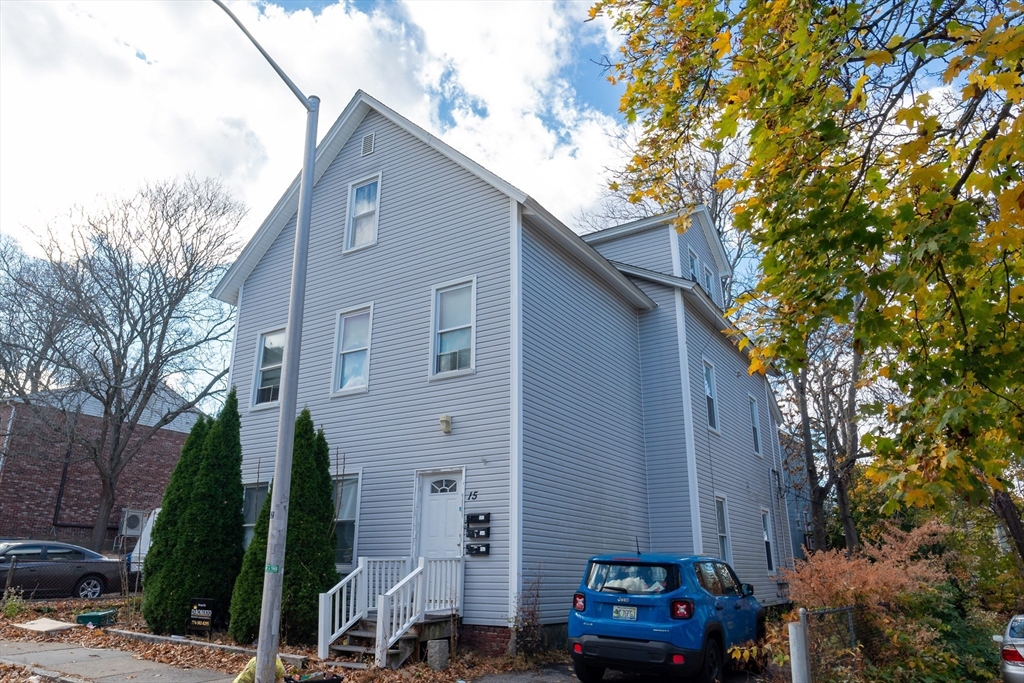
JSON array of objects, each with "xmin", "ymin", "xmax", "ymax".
[
  {"xmin": 0, "ymin": 597, "xmax": 569, "ymax": 681},
  {"xmin": 0, "ymin": 660, "xmax": 38, "ymax": 682}
]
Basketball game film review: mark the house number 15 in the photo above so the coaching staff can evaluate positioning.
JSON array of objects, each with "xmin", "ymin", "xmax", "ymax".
[{"xmin": 465, "ymin": 490, "xmax": 479, "ymax": 501}]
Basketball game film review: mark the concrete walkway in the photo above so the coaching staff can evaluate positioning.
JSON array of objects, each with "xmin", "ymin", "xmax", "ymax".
[{"xmin": 0, "ymin": 639, "xmax": 236, "ymax": 683}]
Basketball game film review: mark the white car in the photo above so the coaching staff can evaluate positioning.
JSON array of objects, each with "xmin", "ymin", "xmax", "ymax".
[{"xmin": 994, "ymin": 614, "xmax": 1024, "ymax": 683}]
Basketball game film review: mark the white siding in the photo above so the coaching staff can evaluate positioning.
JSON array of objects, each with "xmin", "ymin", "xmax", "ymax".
[
  {"xmin": 232, "ymin": 110, "xmax": 513, "ymax": 625},
  {"xmin": 520, "ymin": 221, "xmax": 649, "ymax": 624}
]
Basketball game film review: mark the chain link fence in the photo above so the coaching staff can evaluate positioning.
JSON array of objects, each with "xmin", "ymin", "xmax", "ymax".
[
  {"xmin": 1, "ymin": 543, "xmax": 134, "ymax": 600},
  {"xmin": 805, "ymin": 605, "xmax": 885, "ymax": 682}
]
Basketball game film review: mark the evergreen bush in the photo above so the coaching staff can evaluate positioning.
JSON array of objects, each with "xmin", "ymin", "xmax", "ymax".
[
  {"xmin": 229, "ymin": 408, "xmax": 338, "ymax": 644},
  {"xmin": 142, "ymin": 389, "xmax": 245, "ymax": 634},
  {"xmin": 142, "ymin": 415, "xmax": 209, "ymax": 634}
]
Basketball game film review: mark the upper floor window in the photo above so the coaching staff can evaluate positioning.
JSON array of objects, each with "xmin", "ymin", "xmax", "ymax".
[
  {"xmin": 749, "ymin": 397, "xmax": 761, "ymax": 454},
  {"xmin": 345, "ymin": 174, "xmax": 381, "ymax": 252},
  {"xmin": 702, "ymin": 265, "xmax": 716, "ymax": 300},
  {"xmin": 432, "ymin": 279, "xmax": 475, "ymax": 375},
  {"xmin": 255, "ymin": 330, "xmax": 285, "ymax": 405},
  {"xmin": 334, "ymin": 306, "xmax": 372, "ymax": 393},
  {"xmin": 703, "ymin": 360, "xmax": 718, "ymax": 430},
  {"xmin": 688, "ymin": 248, "xmax": 699, "ymax": 281}
]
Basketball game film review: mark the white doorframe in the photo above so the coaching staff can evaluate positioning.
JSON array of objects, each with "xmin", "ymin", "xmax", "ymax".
[{"xmin": 409, "ymin": 466, "xmax": 466, "ymax": 558}]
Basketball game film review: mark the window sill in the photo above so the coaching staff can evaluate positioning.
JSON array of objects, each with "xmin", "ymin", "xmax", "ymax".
[
  {"xmin": 429, "ymin": 368, "xmax": 476, "ymax": 382},
  {"xmin": 330, "ymin": 385, "xmax": 368, "ymax": 398},
  {"xmin": 342, "ymin": 240, "xmax": 377, "ymax": 255},
  {"xmin": 707, "ymin": 425, "xmax": 721, "ymax": 436},
  {"xmin": 249, "ymin": 401, "xmax": 280, "ymax": 413}
]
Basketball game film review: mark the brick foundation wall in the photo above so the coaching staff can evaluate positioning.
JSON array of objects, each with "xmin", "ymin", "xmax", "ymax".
[
  {"xmin": 461, "ymin": 624, "xmax": 512, "ymax": 656},
  {"xmin": 0, "ymin": 403, "xmax": 186, "ymax": 550}
]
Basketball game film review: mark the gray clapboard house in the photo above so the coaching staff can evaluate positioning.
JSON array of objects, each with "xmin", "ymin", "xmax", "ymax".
[{"xmin": 213, "ymin": 90, "xmax": 795, "ymax": 664}]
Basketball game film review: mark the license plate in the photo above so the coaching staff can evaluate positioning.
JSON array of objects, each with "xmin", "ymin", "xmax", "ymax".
[{"xmin": 612, "ymin": 605, "xmax": 637, "ymax": 621}]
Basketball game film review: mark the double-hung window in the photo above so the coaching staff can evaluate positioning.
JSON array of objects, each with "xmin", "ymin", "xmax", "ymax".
[
  {"xmin": 762, "ymin": 510, "xmax": 776, "ymax": 572},
  {"xmin": 332, "ymin": 475, "xmax": 360, "ymax": 565},
  {"xmin": 255, "ymin": 330, "xmax": 285, "ymax": 405},
  {"xmin": 703, "ymin": 265, "xmax": 716, "ymax": 301},
  {"xmin": 334, "ymin": 306, "xmax": 372, "ymax": 393},
  {"xmin": 715, "ymin": 497, "xmax": 730, "ymax": 562},
  {"xmin": 688, "ymin": 248, "xmax": 699, "ymax": 281},
  {"xmin": 242, "ymin": 483, "xmax": 269, "ymax": 548},
  {"xmin": 432, "ymin": 280, "xmax": 474, "ymax": 375},
  {"xmin": 749, "ymin": 397, "xmax": 761, "ymax": 454},
  {"xmin": 345, "ymin": 175, "xmax": 381, "ymax": 251},
  {"xmin": 703, "ymin": 360, "xmax": 718, "ymax": 430}
]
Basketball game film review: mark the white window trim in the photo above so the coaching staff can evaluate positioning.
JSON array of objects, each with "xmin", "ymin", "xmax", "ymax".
[
  {"xmin": 688, "ymin": 247, "xmax": 700, "ymax": 281},
  {"xmin": 715, "ymin": 494, "xmax": 731, "ymax": 563},
  {"xmin": 251, "ymin": 327, "xmax": 285, "ymax": 410},
  {"xmin": 242, "ymin": 481, "xmax": 269, "ymax": 549},
  {"xmin": 427, "ymin": 276, "xmax": 477, "ymax": 380},
  {"xmin": 702, "ymin": 265, "xmax": 716, "ymax": 302},
  {"xmin": 703, "ymin": 357, "xmax": 720, "ymax": 433},
  {"xmin": 343, "ymin": 172, "xmax": 383, "ymax": 254},
  {"xmin": 332, "ymin": 468, "xmax": 363, "ymax": 571},
  {"xmin": 749, "ymin": 393, "xmax": 762, "ymax": 456},
  {"xmin": 329, "ymin": 303, "xmax": 374, "ymax": 397},
  {"xmin": 762, "ymin": 507, "xmax": 777, "ymax": 574}
]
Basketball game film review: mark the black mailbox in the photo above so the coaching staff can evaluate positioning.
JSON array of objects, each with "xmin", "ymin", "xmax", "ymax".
[
  {"xmin": 468, "ymin": 527, "xmax": 490, "ymax": 539},
  {"xmin": 466, "ymin": 543, "xmax": 490, "ymax": 555},
  {"xmin": 466, "ymin": 513, "xmax": 490, "ymax": 524}
]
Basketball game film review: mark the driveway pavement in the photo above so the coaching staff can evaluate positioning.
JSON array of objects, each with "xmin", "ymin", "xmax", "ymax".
[
  {"xmin": 0, "ymin": 639, "xmax": 235, "ymax": 683},
  {"xmin": 470, "ymin": 662, "xmax": 762, "ymax": 682}
]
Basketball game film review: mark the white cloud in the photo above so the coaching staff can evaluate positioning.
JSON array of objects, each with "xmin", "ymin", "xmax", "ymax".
[{"xmin": 0, "ymin": 0, "xmax": 627, "ymax": 249}]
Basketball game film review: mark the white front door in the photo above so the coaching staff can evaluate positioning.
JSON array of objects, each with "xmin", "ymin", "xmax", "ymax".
[{"xmin": 418, "ymin": 473, "xmax": 463, "ymax": 558}]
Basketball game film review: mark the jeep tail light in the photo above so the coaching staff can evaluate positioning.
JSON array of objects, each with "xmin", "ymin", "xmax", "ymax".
[
  {"xmin": 671, "ymin": 654, "xmax": 685, "ymax": 665},
  {"xmin": 573, "ymin": 593, "xmax": 586, "ymax": 611},
  {"xmin": 1004, "ymin": 645, "xmax": 1024, "ymax": 664},
  {"xmin": 671, "ymin": 599, "xmax": 694, "ymax": 619}
]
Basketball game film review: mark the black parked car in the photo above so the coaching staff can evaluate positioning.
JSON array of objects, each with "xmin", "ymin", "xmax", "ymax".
[{"xmin": 0, "ymin": 540, "xmax": 123, "ymax": 599}]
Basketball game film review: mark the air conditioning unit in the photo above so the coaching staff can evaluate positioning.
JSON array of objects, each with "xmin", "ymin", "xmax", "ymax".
[{"xmin": 120, "ymin": 509, "xmax": 148, "ymax": 537}]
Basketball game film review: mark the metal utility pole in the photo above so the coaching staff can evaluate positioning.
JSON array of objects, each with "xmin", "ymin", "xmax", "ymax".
[{"xmin": 211, "ymin": 2, "xmax": 319, "ymax": 681}]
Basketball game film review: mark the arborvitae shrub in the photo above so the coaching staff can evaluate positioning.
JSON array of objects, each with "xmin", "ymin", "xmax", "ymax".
[
  {"xmin": 142, "ymin": 415, "xmax": 209, "ymax": 634},
  {"xmin": 169, "ymin": 388, "xmax": 245, "ymax": 630},
  {"xmin": 142, "ymin": 389, "xmax": 245, "ymax": 634},
  {"xmin": 229, "ymin": 409, "xmax": 338, "ymax": 644}
]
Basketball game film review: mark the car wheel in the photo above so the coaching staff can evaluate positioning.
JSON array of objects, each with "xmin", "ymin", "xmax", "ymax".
[
  {"xmin": 572, "ymin": 659, "xmax": 605, "ymax": 683},
  {"xmin": 697, "ymin": 636, "xmax": 723, "ymax": 683},
  {"xmin": 74, "ymin": 575, "xmax": 105, "ymax": 599}
]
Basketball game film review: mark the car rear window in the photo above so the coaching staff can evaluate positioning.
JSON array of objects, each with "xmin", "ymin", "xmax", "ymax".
[
  {"xmin": 1010, "ymin": 617, "xmax": 1024, "ymax": 639},
  {"xmin": 586, "ymin": 561, "xmax": 680, "ymax": 594}
]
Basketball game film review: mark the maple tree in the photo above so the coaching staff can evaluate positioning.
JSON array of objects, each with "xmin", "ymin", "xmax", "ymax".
[{"xmin": 593, "ymin": 0, "xmax": 1023, "ymax": 566}]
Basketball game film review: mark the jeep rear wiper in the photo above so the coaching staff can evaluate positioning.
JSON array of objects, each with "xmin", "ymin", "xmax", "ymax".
[{"xmin": 601, "ymin": 586, "xmax": 627, "ymax": 593}]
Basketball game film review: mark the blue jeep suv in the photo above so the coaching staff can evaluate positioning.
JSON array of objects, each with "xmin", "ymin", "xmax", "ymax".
[{"xmin": 568, "ymin": 553, "xmax": 764, "ymax": 682}]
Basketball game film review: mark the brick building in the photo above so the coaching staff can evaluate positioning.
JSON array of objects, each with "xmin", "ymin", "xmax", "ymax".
[{"xmin": 0, "ymin": 393, "xmax": 197, "ymax": 550}]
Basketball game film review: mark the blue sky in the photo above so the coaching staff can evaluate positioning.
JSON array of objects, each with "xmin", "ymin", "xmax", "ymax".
[{"xmin": 0, "ymin": 0, "xmax": 631, "ymax": 246}]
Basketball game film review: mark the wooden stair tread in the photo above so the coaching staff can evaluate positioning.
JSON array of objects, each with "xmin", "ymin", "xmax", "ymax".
[
  {"xmin": 325, "ymin": 661, "xmax": 368, "ymax": 670},
  {"xmin": 329, "ymin": 644, "xmax": 373, "ymax": 654}
]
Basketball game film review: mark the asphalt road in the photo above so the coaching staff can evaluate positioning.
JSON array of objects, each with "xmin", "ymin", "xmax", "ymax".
[{"xmin": 471, "ymin": 662, "xmax": 762, "ymax": 682}]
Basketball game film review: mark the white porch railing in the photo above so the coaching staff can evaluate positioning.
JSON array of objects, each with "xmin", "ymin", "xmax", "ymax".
[
  {"xmin": 319, "ymin": 555, "xmax": 463, "ymax": 665},
  {"xmin": 317, "ymin": 557, "xmax": 411, "ymax": 660}
]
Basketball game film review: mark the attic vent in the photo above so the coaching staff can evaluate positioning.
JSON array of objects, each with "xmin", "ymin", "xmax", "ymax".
[{"xmin": 361, "ymin": 132, "xmax": 375, "ymax": 156}]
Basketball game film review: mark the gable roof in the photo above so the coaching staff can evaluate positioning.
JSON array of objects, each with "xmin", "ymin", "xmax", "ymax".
[
  {"xmin": 213, "ymin": 90, "xmax": 653, "ymax": 311},
  {"xmin": 581, "ymin": 208, "xmax": 733, "ymax": 277}
]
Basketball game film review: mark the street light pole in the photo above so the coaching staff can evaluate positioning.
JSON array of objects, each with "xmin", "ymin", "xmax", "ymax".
[{"xmin": 211, "ymin": 3, "xmax": 319, "ymax": 681}]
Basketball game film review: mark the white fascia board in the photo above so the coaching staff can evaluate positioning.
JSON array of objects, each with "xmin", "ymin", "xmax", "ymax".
[
  {"xmin": 523, "ymin": 199, "xmax": 655, "ymax": 311},
  {"xmin": 213, "ymin": 90, "xmax": 527, "ymax": 306},
  {"xmin": 581, "ymin": 207, "xmax": 733, "ymax": 279},
  {"xmin": 612, "ymin": 262, "xmax": 778, "ymax": 377}
]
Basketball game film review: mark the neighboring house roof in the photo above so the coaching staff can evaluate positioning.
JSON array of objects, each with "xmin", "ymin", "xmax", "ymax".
[
  {"xmin": 581, "ymin": 208, "xmax": 733, "ymax": 278},
  {"xmin": 2, "ymin": 383, "xmax": 201, "ymax": 434},
  {"xmin": 213, "ymin": 90, "xmax": 654, "ymax": 311}
]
